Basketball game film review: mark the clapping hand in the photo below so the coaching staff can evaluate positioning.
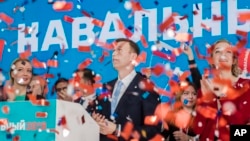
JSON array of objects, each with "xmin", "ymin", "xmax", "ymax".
[{"xmin": 92, "ymin": 112, "xmax": 116, "ymax": 135}]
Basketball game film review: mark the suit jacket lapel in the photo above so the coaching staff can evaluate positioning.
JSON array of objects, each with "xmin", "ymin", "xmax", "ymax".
[{"xmin": 114, "ymin": 73, "xmax": 141, "ymax": 113}]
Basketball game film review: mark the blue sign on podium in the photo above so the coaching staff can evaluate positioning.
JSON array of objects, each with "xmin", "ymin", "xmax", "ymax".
[{"xmin": 0, "ymin": 100, "xmax": 99, "ymax": 141}]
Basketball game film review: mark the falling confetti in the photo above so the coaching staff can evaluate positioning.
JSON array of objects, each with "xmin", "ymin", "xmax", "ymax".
[
  {"xmin": 36, "ymin": 112, "xmax": 48, "ymax": 118},
  {"xmin": 0, "ymin": 12, "xmax": 14, "ymax": 25},
  {"xmin": 1, "ymin": 105, "xmax": 9, "ymax": 114},
  {"xmin": 63, "ymin": 15, "xmax": 74, "ymax": 23},
  {"xmin": 0, "ymin": 39, "xmax": 5, "ymax": 61},
  {"xmin": 53, "ymin": 1, "xmax": 73, "ymax": 11}
]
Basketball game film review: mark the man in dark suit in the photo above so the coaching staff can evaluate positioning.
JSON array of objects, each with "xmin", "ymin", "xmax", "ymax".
[{"xmin": 91, "ymin": 38, "xmax": 161, "ymax": 141}]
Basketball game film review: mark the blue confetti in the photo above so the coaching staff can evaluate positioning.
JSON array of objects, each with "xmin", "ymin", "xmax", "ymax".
[
  {"xmin": 161, "ymin": 48, "xmax": 172, "ymax": 55},
  {"xmin": 97, "ymin": 105, "xmax": 103, "ymax": 110},
  {"xmin": 160, "ymin": 95, "xmax": 170, "ymax": 103},
  {"xmin": 142, "ymin": 92, "xmax": 150, "ymax": 99},
  {"xmin": 112, "ymin": 113, "xmax": 118, "ymax": 118},
  {"xmin": 172, "ymin": 74, "xmax": 179, "ymax": 82},
  {"xmin": 182, "ymin": 4, "xmax": 188, "ymax": 8},
  {"xmin": 183, "ymin": 99, "xmax": 188, "ymax": 105},
  {"xmin": 6, "ymin": 133, "xmax": 12, "ymax": 139}
]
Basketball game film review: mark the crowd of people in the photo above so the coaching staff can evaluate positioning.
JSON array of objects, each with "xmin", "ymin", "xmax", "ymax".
[{"xmin": 0, "ymin": 38, "xmax": 250, "ymax": 141}]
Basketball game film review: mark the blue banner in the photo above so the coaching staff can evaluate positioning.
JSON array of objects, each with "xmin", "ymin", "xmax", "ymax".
[{"xmin": 0, "ymin": 0, "xmax": 250, "ymax": 99}]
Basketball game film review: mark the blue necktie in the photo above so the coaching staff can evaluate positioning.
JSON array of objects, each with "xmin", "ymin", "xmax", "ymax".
[{"xmin": 111, "ymin": 80, "xmax": 123, "ymax": 114}]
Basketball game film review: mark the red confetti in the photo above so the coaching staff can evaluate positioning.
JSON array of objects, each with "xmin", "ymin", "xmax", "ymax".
[
  {"xmin": 144, "ymin": 115, "xmax": 159, "ymax": 126},
  {"xmin": 32, "ymin": 58, "xmax": 46, "ymax": 68},
  {"xmin": 81, "ymin": 115, "xmax": 85, "ymax": 124},
  {"xmin": 36, "ymin": 112, "xmax": 48, "ymax": 118},
  {"xmin": 172, "ymin": 47, "xmax": 183, "ymax": 56},
  {"xmin": 95, "ymin": 39, "xmax": 114, "ymax": 50},
  {"xmin": 139, "ymin": 79, "xmax": 155, "ymax": 92},
  {"xmin": 123, "ymin": 29, "xmax": 133, "ymax": 38},
  {"xmin": 0, "ymin": 12, "xmax": 14, "ymax": 25},
  {"xmin": 12, "ymin": 135, "xmax": 20, "ymax": 141},
  {"xmin": 59, "ymin": 115, "xmax": 67, "ymax": 127},
  {"xmin": 116, "ymin": 19, "xmax": 133, "ymax": 38},
  {"xmin": 169, "ymin": 79, "xmax": 180, "ymax": 94},
  {"xmin": 34, "ymin": 99, "xmax": 50, "ymax": 106},
  {"xmin": 0, "ymin": 118, "xmax": 8, "ymax": 125},
  {"xmin": 175, "ymin": 109, "xmax": 191, "ymax": 129},
  {"xmin": 53, "ymin": 1, "xmax": 73, "ymax": 12},
  {"xmin": 194, "ymin": 46, "xmax": 208, "ymax": 59},
  {"xmin": 81, "ymin": 10, "xmax": 91, "ymax": 17},
  {"xmin": 238, "ymin": 12, "xmax": 250, "ymax": 23},
  {"xmin": 92, "ymin": 18, "xmax": 104, "ymax": 27},
  {"xmin": 236, "ymin": 30, "xmax": 248, "ymax": 38},
  {"xmin": 121, "ymin": 122, "xmax": 134, "ymax": 140},
  {"xmin": 93, "ymin": 83, "xmax": 103, "ymax": 89},
  {"xmin": 47, "ymin": 60, "xmax": 58, "ymax": 68},
  {"xmin": 19, "ymin": 47, "xmax": 31, "ymax": 59},
  {"xmin": 192, "ymin": 10, "xmax": 198, "ymax": 15},
  {"xmin": 179, "ymin": 15, "xmax": 188, "ymax": 20},
  {"xmin": 196, "ymin": 105, "xmax": 217, "ymax": 119},
  {"xmin": 133, "ymin": 51, "xmax": 147, "ymax": 66},
  {"xmin": 63, "ymin": 15, "xmax": 74, "ymax": 23},
  {"xmin": 212, "ymin": 15, "xmax": 224, "ymax": 21},
  {"xmin": 159, "ymin": 13, "xmax": 177, "ymax": 32},
  {"xmin": 43, "ymin": 73, "xmax": 54, "ymax": 78},
  {"xmin": 94, "ymin": 75, "xmax": 102, "ymax": 82},
  {"xmin": 78, "ymin": 46, "xmax": 91, "ymax": 52},
  {"xmin": 140, "ymin": 35, "xmax": 148, "ymax": 48},
  {"xmin": 1, "ymin": 105, "xmax": 9, "ymax": 114},
  {"xmin": 99, "ymin": 55, "xmax": 105, "ymax": 62},
  {"xmin": 27, "ymin": 94, "xmax": 37, "ymax": 104},
  {"xmin": 154, "ymin": 103, "xmax": 171, "ymax": 121},
  {"xmin": 152, "ymin": 50, "xmax": 176, "ymax": 62},
  {"xmin": 179, "ymin": 70, "xmax": 191, "ymax": 81},
  {"xmin": 78, "ymin": 58, "xmax": 93, "ymax": 70},
  {"xmin": 203, "ymin": 68, "xmax": 210, "ymax": 78},
  {"xmin": 131, "ymin": 1, "xmax": 144, "ymax": 11},
  {"xmin": 49, "ymin": 129, "xmax": 59, "ymax": 134},
  {"xmin": 175, "ymin": 33, "xmax": 192, "ymax": 42},
  {"xmin": 0, "ymin": 39, "xmax": 5, "ymax": 61},
  {"xmin": 201, "ymin": 23, "xmax": 211, "ymax": 32},
  {"xmin": 152, "ymin": 64, "xmax": 164, "ymax": 76},
  {"xmin": 235, "ymin": 38, "xmax": 247, "ymax": 49}
]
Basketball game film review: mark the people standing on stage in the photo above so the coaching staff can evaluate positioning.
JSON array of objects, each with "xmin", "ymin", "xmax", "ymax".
[
  {"xmin": 192, "ymin": 39, "xmax": 250, "ymax": 140},
  {"xmin": 162, "ymin": 80, "xmax": 198, "ymax": 141},
  {"xmin": 91, "ymin": 38, "xmax": 161, "ymax": 141},
  {"xmin": 27, "ymin": 75, "xmax": 48, "ymax": 100},
  {"xmin": 4, "ymin": 58, "xmax": 33, "ymax": 101},
  {"xmin": 54, "ymin": 77, "xmax": 71, "ymax": 101},
  {"xmin": 74, "ymin": 68, "xmax": 96, "ymax": 109}
]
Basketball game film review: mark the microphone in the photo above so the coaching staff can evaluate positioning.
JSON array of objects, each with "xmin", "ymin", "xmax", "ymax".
[
  {"xmin": 51, "ymin": 51, "xmax": 58, "ymax": 59},
  {"xmin": 46, "ymin": 51, "xmax": 59, "ymax": 81}
]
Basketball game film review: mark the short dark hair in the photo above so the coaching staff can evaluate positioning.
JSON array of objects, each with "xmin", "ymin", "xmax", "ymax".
[
  {"xmin": 75, "ymin": 68, "xmax": 96, "ymax": 85},
  {"xmin": 115, "ymin": 38, "xmax": 140, "ymax": 55},
  {"xmin": 54, "ymin": 78, "xmax": 68, "ymax": 88}
]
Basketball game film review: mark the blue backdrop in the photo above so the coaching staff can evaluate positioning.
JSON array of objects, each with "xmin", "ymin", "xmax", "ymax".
[{"xmin": 0, "ymin": 0, "xmax": 250, "ymax": 99}]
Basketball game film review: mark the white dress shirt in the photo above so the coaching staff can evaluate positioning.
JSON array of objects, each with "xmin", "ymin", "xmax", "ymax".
[{"xmin": 112, "ymin": 70, "xmax": 137, "ymax": 106}]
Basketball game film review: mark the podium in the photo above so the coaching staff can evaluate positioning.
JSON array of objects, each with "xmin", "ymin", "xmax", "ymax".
[{"xmin": 0, "ymin": 100, "xmax": 99, "ymax": 141}]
